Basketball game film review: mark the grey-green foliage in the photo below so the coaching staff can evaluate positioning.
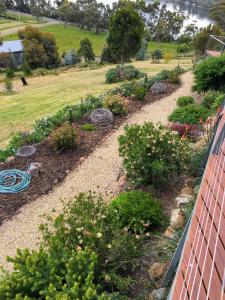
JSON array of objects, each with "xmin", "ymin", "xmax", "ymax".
[
  {"xmin": 64, "ymin": 48, "xmax": 80, "ymax": 66},
  {"xmin": 136, "ymin": 38, "xmax": 148, "ymax": 61}
]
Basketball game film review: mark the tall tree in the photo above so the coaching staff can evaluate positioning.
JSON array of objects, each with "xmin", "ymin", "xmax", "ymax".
[
  {"xmin": 78, "ymin": 38, "xmax": 95, "ymax": 61},
  {"xmin": 58, "ymin": 0, "xmax": 73, "ymax": 27},
  {"xmin": 30, "ymin": 0, "xmax": 46, "ymax": 22},
  {"xmin": 210, "ymin": 1, "xmax": 225, "ymax": 30},
  {"xmin": 0, "ymin": 0, "xmax": 7, "ymax": 16},
  {"xmin": 107, "ymin": 6, "xmax": 144, "ymax": 62}
]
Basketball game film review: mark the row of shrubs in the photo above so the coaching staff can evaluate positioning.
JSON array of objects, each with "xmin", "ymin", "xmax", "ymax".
[
  {"xmin": 0, "ymin": 67, "xmax": 184, "ymax": 162},
  {"xmin": 0, "ymin": 191, "xmax": 166, "ymax": 298}
]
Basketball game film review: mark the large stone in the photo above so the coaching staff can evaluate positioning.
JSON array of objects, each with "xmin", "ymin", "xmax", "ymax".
[
  {"xmin": 170, "ymin": 209, "xmax": 185, "ymax": 229},
  {"xmin": 150, "ymin": 82, "xmax": 167, "ymax": 95},
  {"xmin": 164, "ymin": 226, "xmax": 176, "ymax": 239},
  {"xmin": 185, "ymin": 177, "xmax": 195, "ymax": 188},
  {"xmin": 149, "ymin": 288, "xmax": 167, "ymax": 300},
  {"xmin": 175, "ymin": 195, "xmax": 193, "ymax": 208},
  {"xmin": 148, "ymin": 262, "xmax": 168, "ymax": 281},
  {"xmin": 180, "ymin": 187, "xmax": 194, "ymax": 197}
]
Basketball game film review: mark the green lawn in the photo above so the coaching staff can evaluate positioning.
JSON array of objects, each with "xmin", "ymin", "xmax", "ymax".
[
  {"xmin": 3, "ymin": 24, "xmax": 178, "ymax": 56},
  {"xmin": 0, "ymin": 58, "xmax": 192, "ymax": 146}
]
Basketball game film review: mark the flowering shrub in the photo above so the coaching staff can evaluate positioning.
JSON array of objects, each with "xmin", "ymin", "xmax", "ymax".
[
  {"xmin": 49, "ymin": 122, "xmax": 78, "ymax": 152},
  {"xmin": 110, "ymin": 191, "xmax": 165, "ymax": 234},
  {"xmin": 0, "ymin": 248, "xmax": 110, "ymax": 299},
  {"xmin": 118, "ymin": 122, "xmax": 190, "ymax": 188},
  {"xmin": 40, "ymin": 192, "xmax": 143, "ymax": 295},
  {"xmin": 169, "ymin": 122, "xmax": 201, "ymax": 138},
  {"xmin": 177, "ymin": 96, "xmax": 195, "ymax": 107},
  {"xmin": 103, "ymin": 95, "xmax": 127, "ymax": 115},
  {"xmin": 168, "ymin": 104, "xmax": 210, "ymax": 125}
]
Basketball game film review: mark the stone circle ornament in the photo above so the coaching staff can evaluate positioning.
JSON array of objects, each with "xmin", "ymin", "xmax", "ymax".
[{"xmin": 151, "ymin": 82, "xmax": 167, "ymax": 95}]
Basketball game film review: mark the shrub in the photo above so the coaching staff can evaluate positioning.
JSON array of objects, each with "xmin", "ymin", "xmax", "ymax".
[
  {"xmin": 132, "ymin": 85, "xmax": 146, "ymax": 101},
  {"xmin": 0, "ymin": 248, "xmax": 109, "ymax": 299},
  {"xmin": 169, "ymin": 123, "xmax": 201, "ymax": 138},
  {"xmin": 64, "ymin": 48, "xmax": 80, "ymax": 66},
  {"xmin": 50, "ymin": 122, "xmax": 78, "ymax": 152},
  {"xmin": 105, "ymin": 64, "xmax": 144, "ymax": 84},
  {"xmin": 103, "ymin": 95, "xmax": 127, "ymax": 115},
  {"xmin": 151, "ymin": 49, "xmax": 163, "ymax": 62},
  {"xmin": 177, "ymin": 43, "xmax": 191, "ymax": 54},
  {"xmin": 168, "ymin": 70, "xmax": 180, "ymax": 84},
  {"xmin": 40, "ymin": 192, "xmax": 143, "ymax": 295},
  {"xmin": 110, "ymin": 191, "xmax": 165, "ymax": 234},
  {"xmin": 202, "ymin": 90, "xmax": 224, "ymax": 109},
  {"xmin": 81, "ymin": 123, "xmax": 96, "ymax": 131},
  {"xmin": 193, "ymin": 55, "xmax": 225, "ymax": 92},
  {"xmin": 136, "ymin": 39, "xmax": 148, "ymax": 61},
  {"xmin": 177, "ymin": 96, "xmax": 195, "ymax": 107},
  {"xmin": 4, "ymin": 78, "xmax": 13, "ymax": 92},
  {"xmin": 164, "ymin": 52, "xmax": 173, "ymax": 63},
  {"xmin": 5, "ymin": 67, "xmax": 15, "ymax": 78},
  {"xmin": 100, "ymin": 47, "xmax": 117, "ymax": 64},
  {"xmin": 168, "ymin": 104, "xmax": 210, "ymax": 125},
  {"xmin": 118, "ymin": 122, "xmax": 190, "ymax": 188},
  {"xmin": 189, "ymin": 146, "xmax": 207, "ymax": 177},
  {"xmin": 211, "ymin": 93, "xmax": 225, "ymax": 111},
  {"xmin": 78, "ymin": 38, "xmax": 95, "ymax": 62}
]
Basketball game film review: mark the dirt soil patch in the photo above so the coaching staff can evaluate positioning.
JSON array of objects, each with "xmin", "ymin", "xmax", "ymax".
[{"xmin": 0, "ymin": 82, "xmax": 178, "ymax": 225}]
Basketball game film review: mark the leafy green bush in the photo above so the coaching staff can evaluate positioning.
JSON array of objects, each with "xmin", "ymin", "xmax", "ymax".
[
  {"xmin": 132, "ymin": 85, "xmax": 146, "ymax": 101},
  {"xmin": 111, "ymin": 191, "xmax": 165, "ymax": 233},
  {"xmin": 189, "ymin": 146, "xmax": 207, "ymax": 177},
  {"xmin": 118, "ymin": 122, "xmax": 190, "ymax": 188},
  {"xmin": 202, "ymin": 90, "xmax": 224, "ymax": 109},
  {"xmin": 40, "ymin": 192, "xmax": 142, "ymax": 295},
  {"xmin": 177, "ymin": 96, "xmax": 195, "ymax": 107},
  {"xmin": 81, "ymin": 123, "xmax": 96, "ymax": 131},
  {"xmin": 50, "ymin": 122, "xmax": 78, "ymax": 152},
  {"xmin": 4, "ymin": 77, "xmax": 13, "ymax": 92},
  {"xmin": 177, "ymin": 43, "xmax": 191, "ymax": 54},
  {"xmin": 103, "ymin": 95, "xmax": 127, "ymax": 115},
  {"xmin": 5, "ymin": 67, "xmax": 15, "ymax": 78},
  {"xmin": 193, "ymin": 55, "xmax": 225, "ymax": 92},
  {"xmin": 168, "ymin": 70, "xmax": 181, "ymax": 84},
  {"xmin": 105, "ymin": 64, "xmax": 144, "ymax": 83},
  {"xmin": 168, "ymin": 105, "xmax": 210, "ymax": 125},
  {"xmin": 212, "ymin": 93, "xmax": 225, "ymax": 111},
  {"xmin": 0, "ymin": 248, "xmax": 109, "ymax": 299}
]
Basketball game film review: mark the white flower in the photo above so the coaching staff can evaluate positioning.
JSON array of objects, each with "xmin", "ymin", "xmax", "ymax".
[
  {"xmin": 79, "ymin": 239, "xmax": 83, "ymax": 244},
  {"xmin": 105, "ymin": 275, "xmax": 111, "ymax": 282},
  {"xmin": 107, "ymin": 244, "xmax": 112, "ymax": 249},
  {"xmin": 135, "ymin": 235, "xmax": 140, "ymax": 239},
  {"xmin": 96, "ymin": 232, "xmax": 102, "ymax": 238},
  {"xmin": 146, "ymin": 232, "xmax": 150, "ymax": 237}
]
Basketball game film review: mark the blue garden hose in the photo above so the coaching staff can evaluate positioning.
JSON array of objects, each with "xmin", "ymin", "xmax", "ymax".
[{"xmin": 0, "ymin": 169, "xmax": 31, "ymax": 194}]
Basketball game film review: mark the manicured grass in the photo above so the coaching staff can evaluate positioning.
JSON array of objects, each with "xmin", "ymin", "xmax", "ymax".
[
  {"xmin": 0, "ymin": 58, "xmax": 192, "ymax": 146},
  {"xmin": 3, "ymin": 24, "xmax": 178, "ymax": 56}
]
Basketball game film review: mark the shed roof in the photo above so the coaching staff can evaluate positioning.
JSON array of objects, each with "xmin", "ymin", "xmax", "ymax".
[{"xmin": 0, "ymin": 40, "xmax": 23, "ymax": 54}]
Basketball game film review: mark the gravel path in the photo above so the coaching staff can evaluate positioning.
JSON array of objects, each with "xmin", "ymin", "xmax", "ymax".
[{"xmin": 0, "ymin": 71, "xmax": 193, "ymax": 269}]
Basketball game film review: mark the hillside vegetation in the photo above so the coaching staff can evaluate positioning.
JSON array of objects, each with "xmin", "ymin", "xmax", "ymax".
[{"xmin": 4, "ymin": 24, "xmax": 179, "ymax": 56}]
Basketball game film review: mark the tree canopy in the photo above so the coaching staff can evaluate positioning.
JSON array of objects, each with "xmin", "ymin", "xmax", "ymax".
[
  {"xmin": 107, "ymin": 6, "xmax": 144, "ymax": 62},
  {"xmin": 210, "ymin": 1, "xmax": 225, "ymax": 30}
]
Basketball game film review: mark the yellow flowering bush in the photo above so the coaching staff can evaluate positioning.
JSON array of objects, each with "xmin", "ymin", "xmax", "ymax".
[
  {"xmin": 103, "ymin": 95, "xmax": 128, "ymax": 115},
  {"xmin": 118, "ymin": 122, "xmax": 191, "ymax": 189}
]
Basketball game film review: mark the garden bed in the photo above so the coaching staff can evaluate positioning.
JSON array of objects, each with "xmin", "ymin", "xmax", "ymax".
[{"xmin": 0, "ymin": 82, "xmax": 178, "ymax": 225}]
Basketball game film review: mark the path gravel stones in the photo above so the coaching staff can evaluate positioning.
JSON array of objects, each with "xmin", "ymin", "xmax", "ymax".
[{"xmin": 0, "ymin": 71, "xmax": 193, "ymax": 269}]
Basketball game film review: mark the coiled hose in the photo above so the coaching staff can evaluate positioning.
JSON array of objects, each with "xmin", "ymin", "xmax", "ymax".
[{"xmin": 0, "ymin": 169, "xmax": 31, "ymax": 194}]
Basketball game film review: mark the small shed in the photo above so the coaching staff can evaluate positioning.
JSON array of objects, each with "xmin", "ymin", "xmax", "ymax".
[{"xmin": 0, "ymin": 40, "xmax": 23, "ymax": 67}]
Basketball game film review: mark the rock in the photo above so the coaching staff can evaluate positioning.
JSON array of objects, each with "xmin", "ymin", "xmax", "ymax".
[
  {"xmin": 118, "ymin": 175, "xmax": 127, "ymax": 189},
  {"xmin": 151, "ymin": 82, "xmax": 167, "ymax": 95},
  {"xmin": 79, "ymin": 156, "xmax": 85, "ymax": 163},
  {"xmin": 180, "ymin": 187, "xmax": 194, "ymax": 197},
  {"xmin": 185, "ymin": 177, "xmax": 195, "ymax": 188},
  {"xmin": 170, "ymin": 209, "xmax": 185, "ymax": 229},
  {"xmin": 148, "ymin": 262, "xmax": 168, "ymax": 281},
  {"xmin": 149, "ymin": 288, "xmax": 167, "ymax": 300},
  {"xmin": 6, "ymin": 156, "xmax": 14, "ymax": 163},
  {"xmin": 27, "ymin": 162, "xmax": 42, "ymax": 176},
  {"xmin": 164, "ymin": 226, "xmax": 176, "ymax": 239},
  {"xmin": 175, "ymin": 195, "xmax": 193, "ymax": 208}
]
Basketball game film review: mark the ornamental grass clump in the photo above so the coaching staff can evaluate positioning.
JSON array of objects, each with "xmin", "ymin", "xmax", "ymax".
[
  {"xmin": 177, "ymin": 96, "xmax": 195, "ymax": 107},
  {"xmin": 118, "ymin": 122, "xmax": 190, "ymax": 189}
]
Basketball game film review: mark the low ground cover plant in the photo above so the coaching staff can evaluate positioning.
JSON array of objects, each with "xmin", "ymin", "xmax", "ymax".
[
  {"xmin": 118, "ymin": 122, "xmax": 190, "ymax": 189},
  {"xmin": 81, "ymin": 123, "xmax": 96, "ymax": 131},
  {"xmin": 106, "ymin": 64, "xmax": 144, "ymax": 84},
  {"xmin": 193, "ymin": 55, "xmax": 225, "ymax": 92},
  {"xmin": 103, "ymin": 95, "xmax": 128, "ymax": 115},
  {"xmin": 177, "ymin": 96, "xmax": 195, "ymax": 107},
  {"xmin": 111, "ymin": 191, "xmax": 165, "ymax": 234},
  {"xmin": 168, "ymin": 104, "xmax": 210, "ymax": 125}
]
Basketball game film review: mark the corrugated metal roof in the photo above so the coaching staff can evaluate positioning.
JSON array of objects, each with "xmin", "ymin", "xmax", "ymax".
[
  {"xmin": 169, "ymin": 104, "xmax": 225, "ymax": 300},
  {"xmin": 0, "ymin": 40, "xmax": 23, "ymax": 54}
]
